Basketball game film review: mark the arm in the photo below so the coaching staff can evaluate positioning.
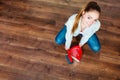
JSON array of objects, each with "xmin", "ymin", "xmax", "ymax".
[
  {"xmin": 65, "ymin": 31, "xmax": 73, "ymax": 50},
  {"xmin": 79, "ymin": 20, "xmax": 101, "ymax": 47},
  {"xmin": 64, "ymin": 14, "xmax": 77, "ymax": 50}
]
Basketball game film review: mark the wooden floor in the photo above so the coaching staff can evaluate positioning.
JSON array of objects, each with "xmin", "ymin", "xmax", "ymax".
[{"xmin": 0, "ymin": 0, "xmax": 120, "ymax": 80}]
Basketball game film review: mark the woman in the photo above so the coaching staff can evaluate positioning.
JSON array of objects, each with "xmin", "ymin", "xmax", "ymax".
[{"xmin": 55, "ymin": 1, "xmax": 101, "ymax": 63}]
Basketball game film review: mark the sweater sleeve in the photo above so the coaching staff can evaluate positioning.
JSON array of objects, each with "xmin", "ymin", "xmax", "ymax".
[
  {"xmin": 79, "ymin": 20, "xmax": 101, "ymax": 46},
  {"xmin": 64, "ymin": 14, "xmax": 77, "ymax": 50},
  {"xmin": 65, "ymin": 29, "xmax": 73, "ymax": 50}
]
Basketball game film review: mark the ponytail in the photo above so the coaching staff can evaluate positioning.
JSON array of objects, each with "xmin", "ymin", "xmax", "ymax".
[{"xmin": 71, "ymin": 9, "xmax": 84, "ymax": 33}]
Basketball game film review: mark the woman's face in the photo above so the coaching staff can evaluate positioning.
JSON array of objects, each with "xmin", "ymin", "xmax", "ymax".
[{"xmin": 82, "ymin": 10, "xmax": 100, "ymax": 27}]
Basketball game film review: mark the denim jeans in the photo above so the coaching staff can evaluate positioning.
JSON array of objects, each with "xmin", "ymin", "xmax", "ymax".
[
  {"xmin": 55, "ymin": 25, "xmax": 101, "ymax": 52},
  {"xmin": 55, "ymin": 25, "xmax": 66, "ymax": 45}
]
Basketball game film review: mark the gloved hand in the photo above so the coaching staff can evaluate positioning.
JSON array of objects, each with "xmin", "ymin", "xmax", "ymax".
[{"xmin": 66, "ymin": 45, "xmax": 82, "ymax": 64}]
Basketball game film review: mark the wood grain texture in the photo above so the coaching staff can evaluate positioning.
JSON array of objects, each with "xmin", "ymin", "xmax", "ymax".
[{"xmin": 0, "ymin": 0, "xmax": 120, "ymax": 80}]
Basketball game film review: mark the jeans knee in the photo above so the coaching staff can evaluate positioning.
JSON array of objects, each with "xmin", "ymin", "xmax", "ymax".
[
  {"xmin": 55, "ymin": 25, "xmax": 66, "ymax": 45},
  {"xmin": 55, "ymin": 37, "xmax": 63, "ymax": 45}
]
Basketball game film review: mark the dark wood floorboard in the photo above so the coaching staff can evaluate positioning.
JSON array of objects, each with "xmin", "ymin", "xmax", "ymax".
[{"xmin": 0, "ymin": 0, "xmax": 119, "ymax": 80}]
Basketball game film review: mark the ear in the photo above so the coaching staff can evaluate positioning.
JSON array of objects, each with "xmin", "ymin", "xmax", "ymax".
[{"xmin": 82, "ymin": 11, "xmax": 85, "ymax": 15}]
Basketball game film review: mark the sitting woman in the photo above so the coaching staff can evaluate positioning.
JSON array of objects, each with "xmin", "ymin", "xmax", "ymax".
[{"xmin": 55, "ymin": 1, "xmax": 101, "ymax": 63}]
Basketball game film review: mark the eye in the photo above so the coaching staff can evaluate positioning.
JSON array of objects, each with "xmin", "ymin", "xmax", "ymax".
[{"xmin": 88, "ymin": 16, "xmax": 91, "ymax": 19}]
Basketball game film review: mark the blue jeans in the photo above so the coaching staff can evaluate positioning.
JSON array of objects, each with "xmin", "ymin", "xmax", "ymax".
[{"xmin": 55, "ymin": 25, "xmax": 101, "ymax": 52}]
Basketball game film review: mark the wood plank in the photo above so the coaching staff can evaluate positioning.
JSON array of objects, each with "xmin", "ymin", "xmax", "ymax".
[
  {"xmin": 0, "ymin": 0, "xmax": 119, "ymax": 80},
  {"xmin": 0, "ymin": 51, "xmax": 119, "ymax": 80}
]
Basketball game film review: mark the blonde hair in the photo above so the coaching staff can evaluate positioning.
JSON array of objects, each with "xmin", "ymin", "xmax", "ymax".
[{"xmin": 71, "ymin": 1, "xmax": 101, "ymax": 33}]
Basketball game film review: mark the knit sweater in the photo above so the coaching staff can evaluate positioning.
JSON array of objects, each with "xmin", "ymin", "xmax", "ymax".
[{"xmin": 65, "ymin": 14, "xmax": 101, "ymax": 50}]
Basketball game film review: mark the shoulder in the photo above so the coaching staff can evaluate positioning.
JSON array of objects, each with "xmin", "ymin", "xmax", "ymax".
[
  {"xmin": 65, "ymin": 13, "xmax": 77, "ymax": 26},
  {"xmin": 96, "ymin": 20, "xmax": 101, "ymax": 26}
]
